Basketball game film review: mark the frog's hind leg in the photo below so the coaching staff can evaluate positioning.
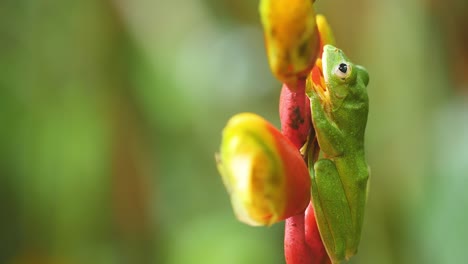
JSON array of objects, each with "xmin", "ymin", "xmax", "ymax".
[{"xmin": 310, "ymin": 158, "xmax": 353, "ymax": 264}]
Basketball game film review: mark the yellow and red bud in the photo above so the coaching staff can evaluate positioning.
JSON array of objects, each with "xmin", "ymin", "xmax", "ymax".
[
  {"xmin": 216, "ymin": 113, "xmax": 311, "ymax": 226},
  {"xmin": 259, "ymin": 0, "xmax": 320, "ymax": 87}
]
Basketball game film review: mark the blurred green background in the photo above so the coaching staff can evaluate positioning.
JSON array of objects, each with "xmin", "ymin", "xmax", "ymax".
[{"xmin": 1, "ymin": 0, "xmax": 467, "ymax": 263}]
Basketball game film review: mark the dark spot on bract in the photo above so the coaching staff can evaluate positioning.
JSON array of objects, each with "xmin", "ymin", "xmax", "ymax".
[{"xmin": 289, "ymin": 106, "xmax": 305, "ymax": 130}]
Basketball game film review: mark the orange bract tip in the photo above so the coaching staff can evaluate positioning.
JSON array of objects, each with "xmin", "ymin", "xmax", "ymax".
[{"xmin": 311, "ymin": 62, "xmax": 322, "ymax": 86}]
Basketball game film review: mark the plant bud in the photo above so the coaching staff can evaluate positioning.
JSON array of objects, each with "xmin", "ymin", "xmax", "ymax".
[{"xmin": 216, "ymin": 113, "xmax": 311, "ymax": 226}]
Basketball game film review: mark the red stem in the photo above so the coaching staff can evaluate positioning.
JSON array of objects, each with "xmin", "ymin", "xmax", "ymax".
[
  {"xmin": 280, "ymin": 81, "xmax": 330, "ymax": 264},
  {"xmin": 279, "ymin": 81, "xmax": 310, "ymax": 150}
]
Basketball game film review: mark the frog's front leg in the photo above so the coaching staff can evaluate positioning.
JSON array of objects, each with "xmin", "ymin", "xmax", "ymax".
[
  {"xmin": 311, "ymin": 158, "xmax": 353, "ymax": 264},
  {"xmin": 308, "ymin": 92, "xmax": 343, "ymax": 157}
]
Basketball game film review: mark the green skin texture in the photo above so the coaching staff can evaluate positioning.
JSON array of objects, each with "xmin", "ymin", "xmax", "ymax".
[{"xmin": 306, "ymin": 45, "xmax": 370, "ymax": 264}]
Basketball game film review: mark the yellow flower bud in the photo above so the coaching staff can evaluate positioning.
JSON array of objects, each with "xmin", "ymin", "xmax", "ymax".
[
  {"xmin": 216, "ymin": 113, "xmax": 311, "ymax": 226},
  {"xmin": 259, "ymin": 0, "xmax": 320, "ymax": 87}
]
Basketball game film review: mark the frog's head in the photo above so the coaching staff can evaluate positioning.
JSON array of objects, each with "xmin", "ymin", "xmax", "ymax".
[{"xmin": 308, "ymin": 44, "xmax": 369, "ymax": 111}]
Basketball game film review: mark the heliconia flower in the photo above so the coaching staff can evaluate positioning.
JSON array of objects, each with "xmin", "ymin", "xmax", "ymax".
[
  {"xmin": 259, "ymin": 0, "xmax": 320, "ymax": 88},
  {"xmin": 216, "ymin": 113, "xmax": 311, "ymax": 226}
]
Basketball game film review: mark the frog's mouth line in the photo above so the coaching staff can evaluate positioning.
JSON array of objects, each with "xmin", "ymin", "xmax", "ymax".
[{"xmin": 310, "ymin": 59, "xmax": 330, "ymax": 103}]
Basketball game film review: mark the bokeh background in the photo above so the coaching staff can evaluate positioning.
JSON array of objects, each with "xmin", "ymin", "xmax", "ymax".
[{"xmin": 1, "ymin": 0, "xmax": 467, "ymax": 263}]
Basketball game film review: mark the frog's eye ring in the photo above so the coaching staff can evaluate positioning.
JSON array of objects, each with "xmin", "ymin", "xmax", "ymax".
[{"xmin": 334, "ymin": 63, "xmax": 351, "ymax": 80}]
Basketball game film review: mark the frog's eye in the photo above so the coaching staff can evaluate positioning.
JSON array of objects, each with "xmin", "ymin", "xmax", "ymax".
[{"xmin": 334, "ymin": 63, "xmax": 351, "ymax": 80}]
